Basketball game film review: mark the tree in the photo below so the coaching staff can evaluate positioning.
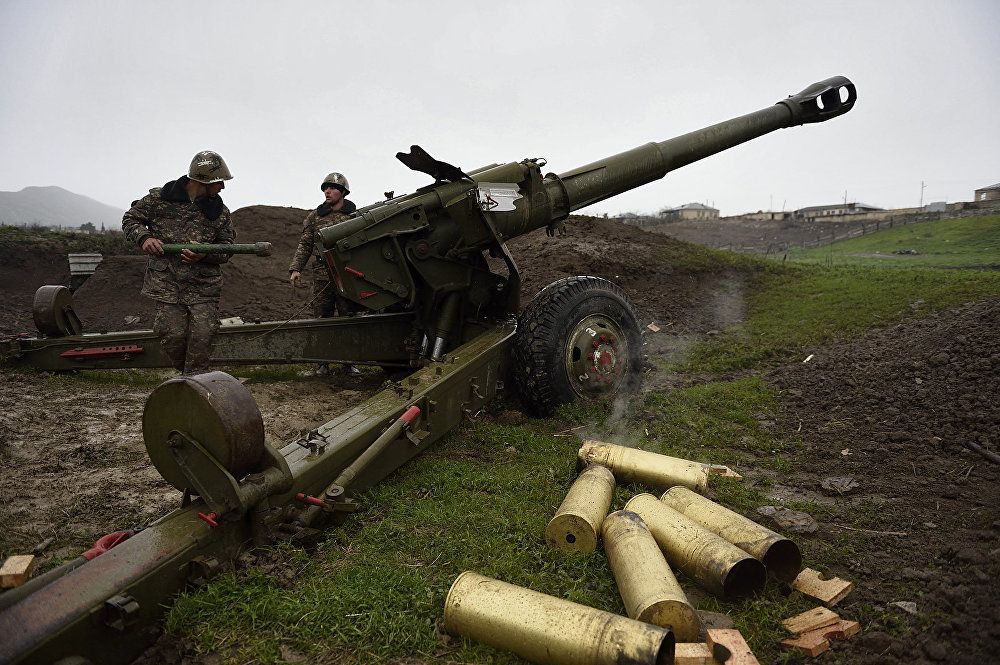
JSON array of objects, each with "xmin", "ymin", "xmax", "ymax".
[{"xmin": 80, "ymin": 222, "xmax": 96, "ymax": 233}]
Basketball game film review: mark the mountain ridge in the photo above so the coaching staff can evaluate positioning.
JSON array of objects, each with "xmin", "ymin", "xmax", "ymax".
[{"xmin": 0, "ymin": 185, "xmax": 125, "ymax": 229}]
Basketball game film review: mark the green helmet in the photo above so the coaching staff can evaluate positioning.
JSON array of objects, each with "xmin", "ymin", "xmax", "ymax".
[
  {"xmin": 321, "ymin": 172, "xmax": 350, "ymax": 195},
  {"xmin": 188, "ymin": 151, "xmax": 233, "ymax": 184}
]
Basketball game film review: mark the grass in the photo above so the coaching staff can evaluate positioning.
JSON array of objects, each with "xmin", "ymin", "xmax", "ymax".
[
  {"xmin": 782, "ymin": 214, "xmax": 1000, "ymax": 268},
  {"xmin": 0, "ymin": 225, "xmax": 134, "ymax": 255},
  {"xmin": 165, "ymin": 378, "xmax": 810, "ymax": 663},
  {"xmin": 680, "ymin": 265, "xmax": 1000, "ymax": 373}
]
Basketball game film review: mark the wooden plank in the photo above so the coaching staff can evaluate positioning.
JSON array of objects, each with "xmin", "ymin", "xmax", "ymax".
[
  {"xmin": 792, "ymin": 568, "xmax": 854, "ymax": 606},
  {"xmin": 781, "ymin": 618, "xmax": 861, "ymax": 656},
  {"xmin": 781, "ymin": 630, "xmax": 830, "ymax": 657},
  {"xmin": 706, "ymin": 628, "xmax": 760, "ymax": 664},
  {"xmin": 0, "ymin": 554, "xmax": 36, "ymax": 589},
  {"xmin": 781, "ymin": 606, "xmax": 840, "ymax": 635},
  {"xmin": 674, "ymin": 642, "xmax": 714, "ymax": 665}
]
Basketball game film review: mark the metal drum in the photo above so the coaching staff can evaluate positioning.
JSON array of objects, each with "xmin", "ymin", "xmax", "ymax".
[
  {"xmin": 32, "ymin": 285, "xmax": 83, "ymax": 336},
  {"xmin": 142, "ymin": 371, "xmax": 266, "ymax": 492}
]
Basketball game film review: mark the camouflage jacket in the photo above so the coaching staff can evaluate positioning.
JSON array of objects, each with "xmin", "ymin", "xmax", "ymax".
[
  {"xmin": 121, "ymin": 177, "xmax": 236, "ymax": 305},
  {"xmin": 288, "ymin": 199, "xmax": 357, "ymax": 276}
]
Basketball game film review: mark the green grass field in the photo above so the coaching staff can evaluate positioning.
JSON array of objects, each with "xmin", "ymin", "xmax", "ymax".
[
  {"xmin": 160, "ymin": 216, "xmax": 1000, "ymax": 663},
  {"xmin": 781, "ymin": 214, "xmax": 1000, "ymax": 268}
]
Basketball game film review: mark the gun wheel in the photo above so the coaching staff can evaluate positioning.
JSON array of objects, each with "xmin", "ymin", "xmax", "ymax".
[{"xmin": 513, "ymin": 276, "xmax": 642, "ymax": 416}]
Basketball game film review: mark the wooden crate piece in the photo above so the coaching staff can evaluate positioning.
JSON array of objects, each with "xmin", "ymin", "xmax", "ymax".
[
  {"xmin": 782, "ymin": 606, "xmax": 840, "ymax": 635},
  {"xmin": 706, "ymin": 628, "xmax": 760, "ymax": 664},
  {"xmin": 781, "ymin": 619, "xmax": 861, "ymax": 656},
  {"xmin": 792, "ymin": 568, "xmax": 854, "ymax": 606},
  {"xmin": 1, "ymin": 554, "xmax": 36, "ymax": 588}
]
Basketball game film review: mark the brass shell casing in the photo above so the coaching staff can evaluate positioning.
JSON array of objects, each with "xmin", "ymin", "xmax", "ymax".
[
  {"xmin": 624, "ymin": 494, "xmax": 766, "ymax": 598},
  {"xmin": 545, "ymin": 464, "xmax": 616, "ymax": 552},
  {"xmin": 660, "ymin": 486, "xmax": 803, "ymax": 582},
  {"xmin": 444, "ymin": 571, "xmax": 675, "ymax": 665},
  {"xmin": 602, "ymin": 511, "xmax": 703, "ymax": 641},
  {"xmin": 578, "ymin": 440, "xmax": 709, "ymax": 493}
]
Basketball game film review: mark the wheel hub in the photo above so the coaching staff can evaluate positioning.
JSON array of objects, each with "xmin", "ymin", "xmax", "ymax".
[{"xmin": 565, "ymin": 315, "xmax": 629, "ymax": 398}]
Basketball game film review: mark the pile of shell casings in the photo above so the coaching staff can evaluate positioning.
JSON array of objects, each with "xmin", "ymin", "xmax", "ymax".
[{"xmin": 443, "ymin": 440, "xmax": 802, "ymax": 665}]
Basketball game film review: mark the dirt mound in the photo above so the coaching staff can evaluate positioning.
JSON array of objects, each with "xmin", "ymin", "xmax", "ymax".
[
  {"xmin": 1, "ymin": 210, "xmax": 743, "ymax": 335},
  {"xmin": 768, "ymin": 300, "xmax": 1000, "ymax": 665}
]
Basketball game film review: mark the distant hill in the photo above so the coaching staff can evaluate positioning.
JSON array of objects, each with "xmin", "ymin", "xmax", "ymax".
[{"xmin": 0, "ymin": 186, "xmax": 124, "ymax": 229}]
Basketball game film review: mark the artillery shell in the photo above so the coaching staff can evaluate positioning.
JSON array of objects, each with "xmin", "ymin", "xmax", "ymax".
[
  {"xmin": 602, "ymin": 510, "xmax": 702, "ymax": 641},
  {"xmin": 444, "ymin": 571, "xmax": 675, "ymax": 665},
  {"xmin": 578, "ymin": 440, "xmax": 709, "ymax": 493},
  {"xmin": 660, "ymin": 486, "xmax": 802, "ymax": 582},
  {"xmin": 624, "ymin": 493, "xmax": 765, "ymax": 598},
  {"xmin": 545, "ymin": 464, "xmax": 616, "ymax": 552}
]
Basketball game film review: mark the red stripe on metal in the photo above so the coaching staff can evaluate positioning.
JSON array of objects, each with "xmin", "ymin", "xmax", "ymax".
[
  {"xmin": 359, "ymin": 290, "xmax": 378, "ymax": 299},
  {"xmin": 60, "ymin": 345, "xmax": 144, "ymax": 359},
  {"xmin": 345, "ymin": 266, "xmax": 364, "ymax": 278}
]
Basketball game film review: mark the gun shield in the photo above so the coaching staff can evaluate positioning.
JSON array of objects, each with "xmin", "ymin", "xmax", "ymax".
[
  {"xmin": 624, "ymin": 494, "xmax": 765, "ymax": 598},
  {"xmin": 444, "ymin": 571, "xmax": 675, "ymax": 665},
  {"xmin": 578, "ymin": 440, "xmax": 709, "ymax": 493},
  {"xmin": 545, "ymin": 464, "xmax": 616, "ymax": 553},
  {"xmin": 601, "ymin": 511, "xmax": 702, "ymax": 641},
  {"xmin": 660, "ymin": 486, "xmax": 802, "ymax": 582}
]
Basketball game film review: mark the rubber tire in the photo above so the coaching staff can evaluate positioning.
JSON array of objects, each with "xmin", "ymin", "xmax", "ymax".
[{"xmin": 513, "ymin": 276, "xmax": 642, "ymax": 416}]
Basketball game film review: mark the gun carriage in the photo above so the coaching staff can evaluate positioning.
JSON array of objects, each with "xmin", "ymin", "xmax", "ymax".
[{"xmin": 0, "ymin": 77, "xmax": 855, "ymax": 664}]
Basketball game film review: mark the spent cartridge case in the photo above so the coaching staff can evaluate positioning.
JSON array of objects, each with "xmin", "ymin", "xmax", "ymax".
[
  {"xmin": 444, "ymin": 571, "xmax": 675, "ymax": 665},
  {"xmin": 602, "ymin": 510, "xmax": 702, "ymax": 641},
  {"xmin": 578, "ymin": 440, "xmax": 709, "ymax": 493},
  {"xmin": 545, "ymin": 464, "xmax": 616, "ymax": 553},
  {"xmin": 660, "ymin": 486, "xmax": 802, "ymax": 582},
  {"xmin": 625, "ymin": 494, "xmax": 765, "ymax": 598}
]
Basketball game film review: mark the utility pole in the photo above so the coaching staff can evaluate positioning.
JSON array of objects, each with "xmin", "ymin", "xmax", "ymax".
[{"xmin": 919, "ymin": 180, "xmax": 926, "ymax": 209}]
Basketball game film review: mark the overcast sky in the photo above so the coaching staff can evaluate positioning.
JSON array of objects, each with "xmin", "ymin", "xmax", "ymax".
[{"xmin": 1, "ymin": 1, "xmax": 997, "ymax": 218}]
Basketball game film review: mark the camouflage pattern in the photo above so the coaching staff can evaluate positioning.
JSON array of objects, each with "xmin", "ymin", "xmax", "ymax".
[
  {"xmin": 288, "ymin": 203, "xmax": 354, "ymax": 276},
  {"xmin": 122, "ymin": 184, "xmax": 236, "ymax": 305},
  {"xmin": 154, "ymin": 301, "xmax": 219, "ymax": 373},
  {"xmin": 188, "ymin": 150, "xmax": 233, "ymax": 184},
  {"xmin": 321, "ymin": 172, "xmax": 350, "ymax": 194},
  {"xmin": 289, "ymin": 201, "xmax": 358, "ymax": 318}
]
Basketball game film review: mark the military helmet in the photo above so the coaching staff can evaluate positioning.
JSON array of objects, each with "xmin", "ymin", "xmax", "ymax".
[
  {"xmin": 321, "ymin": 172, "xmax": 350, "ymax": 195},
  {"xmin": 188, "ymin": 151, "xmax": 233, "ymax": 184}
]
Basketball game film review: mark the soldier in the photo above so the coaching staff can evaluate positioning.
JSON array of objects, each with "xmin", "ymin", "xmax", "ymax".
[
  {"xmin": 122, "ymin": 150, "xmax": 235, "ymax": 374},
  {"xmin": 289, "ymin": 172, "xmax": 360, "ymax": 376}
]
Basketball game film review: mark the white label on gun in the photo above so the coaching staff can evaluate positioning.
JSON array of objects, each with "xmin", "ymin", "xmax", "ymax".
[{"xmin": 477, "ymin": 183, "xmax": 521, "ymax": 212}]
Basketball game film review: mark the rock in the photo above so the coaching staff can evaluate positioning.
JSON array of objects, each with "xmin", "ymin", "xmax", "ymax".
[
  {"xmin": 697, "ymin": 610, "xmax": 735, "ymax": 632},
  {"xmin": 888, "ymin": 601, "xmax": 917, "ymax": 615},
  {"xmin": 756, "ymin": 505, "xmax": 818, "ymax": 534},
  {"xmin": 820, "ymin": 476, "xmax": 859, "ymax": 495},
  {"xmin": 923, "ymin": 641, "xmax": 949, "ymax": 661},
  {"xmin": 955, "ymin": 548, "xmax": 987, "ymax": 565},
  {"xmin": 858, "ymin": 631, "xmax": 892, "ymax": 654}
]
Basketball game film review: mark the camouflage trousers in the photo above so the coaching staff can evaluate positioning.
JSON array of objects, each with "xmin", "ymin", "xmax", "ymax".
[
  {"xmin": 153, "ymin": 301, "xmax": 220, "ymax": 374},
  {"xmin": 313, "ymin": 279, "xmax": 359, "ymax": 318}
]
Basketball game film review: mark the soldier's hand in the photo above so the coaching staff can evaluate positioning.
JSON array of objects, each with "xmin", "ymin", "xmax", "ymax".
[
  {"xmin": 180, "ymin": 249, "xmax": 206, "ymax": 263},
  {"xmin": 289, "ymin": 271, "xmax": 302, "ymax": 287},
  {"xmin": 141, "ymin": 237, "xmax": 164, "ymax": 256}
]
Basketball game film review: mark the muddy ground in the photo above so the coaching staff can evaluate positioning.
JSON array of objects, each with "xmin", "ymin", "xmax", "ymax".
[{"xmin": 1, "ymin": 209, "xmax": 998, "ymax": 664}]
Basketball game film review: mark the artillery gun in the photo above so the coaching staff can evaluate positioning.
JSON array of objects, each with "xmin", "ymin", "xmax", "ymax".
[{"xmin": 0, "ymin": 77, "xmax": 855, "ymax": 664}]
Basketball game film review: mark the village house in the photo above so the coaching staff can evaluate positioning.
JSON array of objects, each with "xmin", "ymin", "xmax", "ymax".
[{"xmin": 658, "ymin": 203, "xmax": 720, "ymax": 220}]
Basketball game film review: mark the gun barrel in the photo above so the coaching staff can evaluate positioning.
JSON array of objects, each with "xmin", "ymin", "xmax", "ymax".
[
  {"xmin": 546, "ymin": 76, "xmax": 856, "ymax": 214},
  {"xmin": 160, "ymin": 242, "xmax": 272, "ymax": 256}
]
